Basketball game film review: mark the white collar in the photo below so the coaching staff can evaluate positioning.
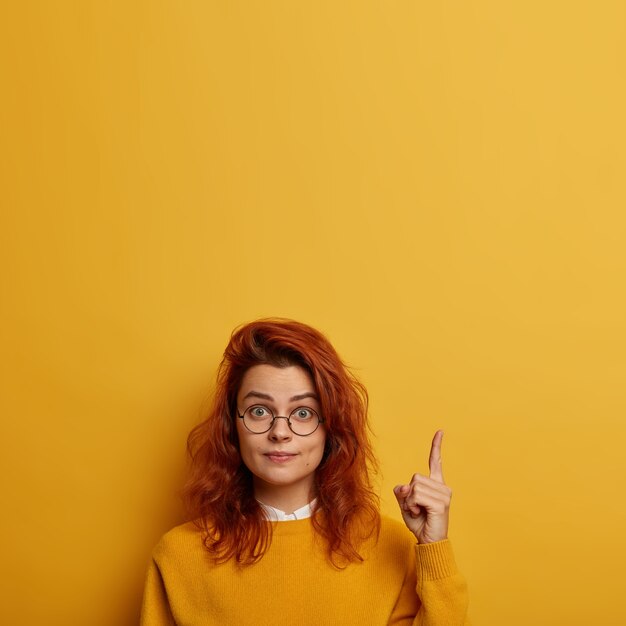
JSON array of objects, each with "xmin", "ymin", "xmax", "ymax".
[{"xmin": 257, "ymin": 499, "xmax": 317, "ymax": 522}]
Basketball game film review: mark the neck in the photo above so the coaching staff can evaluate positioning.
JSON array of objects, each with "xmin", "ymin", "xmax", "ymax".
[{"xmin": 253, "ymin": 481, "xmax": 315, "ymax": 515}]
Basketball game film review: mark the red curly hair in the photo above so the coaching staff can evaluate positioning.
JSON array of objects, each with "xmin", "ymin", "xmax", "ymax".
[{"xmin": 183, "ymin": 318, "xmax": 380, "ymax": 565}]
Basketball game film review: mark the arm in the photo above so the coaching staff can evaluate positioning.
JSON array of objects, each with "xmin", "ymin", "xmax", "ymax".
[
  {"xmin": 391, "ymin": 431, "xmax": 471, "ymax": 625},
  {"xmin": 390, "ymin": 539, "xmax": 470, "ymax": 626},
  {"xmin": 139, "ymin": 558, "xmax": 177, "ymax": 626}
]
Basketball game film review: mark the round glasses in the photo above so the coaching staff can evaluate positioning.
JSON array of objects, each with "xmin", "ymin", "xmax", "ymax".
[{"xmin": 237, "ymin": 405, "xmax": 324, "ymax": 436}]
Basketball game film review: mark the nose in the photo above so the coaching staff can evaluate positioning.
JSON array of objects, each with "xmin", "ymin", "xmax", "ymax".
[{"xmin": 268, "ymin": 416, "xmax": 292, "ymax": 441}]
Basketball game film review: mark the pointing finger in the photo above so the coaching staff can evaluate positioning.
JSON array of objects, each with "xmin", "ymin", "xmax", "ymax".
[{"xmin": 429, "ymin": 430, "xmax": 445, "ymax": 483}]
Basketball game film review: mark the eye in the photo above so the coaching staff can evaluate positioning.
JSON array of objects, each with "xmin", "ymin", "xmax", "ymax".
[
  {"xmin": 292, "ymin": 408, "xmax": 315, "ymax": 421},
  {"xmin": 248, "ymin": 406, "xmax": 271, "ymax": 418}
]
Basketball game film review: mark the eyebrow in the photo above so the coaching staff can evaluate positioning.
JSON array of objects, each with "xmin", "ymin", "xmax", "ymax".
[{"xmin": 242, "ymin": 391, "xmax": 319, "ymax": 402}]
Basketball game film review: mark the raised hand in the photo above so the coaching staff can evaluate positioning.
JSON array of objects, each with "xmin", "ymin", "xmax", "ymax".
[{"xmin": 393, "ymin": 430, "xmax": 452, "ymax": 544}]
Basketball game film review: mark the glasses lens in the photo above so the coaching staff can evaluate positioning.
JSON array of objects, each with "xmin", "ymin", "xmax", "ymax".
[
  {"xmin": 243, "ymin": 406, "xmax": 273, "ymax": 433},
  {"xmin": 288, "ymin": 407, "xmax": 320, "ymax": 436},
  {"xmin": 242, "ymin": 406, "xmax": 321, "ymax": 435}
]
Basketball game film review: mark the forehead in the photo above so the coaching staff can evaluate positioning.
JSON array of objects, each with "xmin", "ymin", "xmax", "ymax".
[{"xmin": 238, "ymin": 364, "xmax": 315, "ymax": 398}]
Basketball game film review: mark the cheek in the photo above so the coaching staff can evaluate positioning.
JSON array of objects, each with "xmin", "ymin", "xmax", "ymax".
[
  {"xmin": 303, "ymin": 436, "xmax": 326, "ymax": 469},
  {"xmin": 239, "ymin": 437, "xmax": 259, "ymax": 462},
  {"xmin": 235, "ymin": 425, "xmax": 256, "ymax": 465}
]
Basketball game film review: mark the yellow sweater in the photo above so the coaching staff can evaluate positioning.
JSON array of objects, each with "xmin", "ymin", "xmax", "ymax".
[{"xmin": 140, "ymin": 516, "xmax": 470, "ymax": 625}]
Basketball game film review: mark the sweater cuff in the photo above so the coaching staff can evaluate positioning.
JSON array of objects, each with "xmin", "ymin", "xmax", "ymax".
[{"xmin": 414, "ymin": 539, "xmax": 458, "ymax": 581}]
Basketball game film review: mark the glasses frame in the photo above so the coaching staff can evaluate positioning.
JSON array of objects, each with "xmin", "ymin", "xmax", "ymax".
[{"xmin": 237, "ymin": 404, "xmax": 325, "ymax": 437}]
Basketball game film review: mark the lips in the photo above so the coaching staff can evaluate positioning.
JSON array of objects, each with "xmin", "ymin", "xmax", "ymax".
[{"xmin": 264, "ymin": 452, "xmax": 297, "ymax": 463}]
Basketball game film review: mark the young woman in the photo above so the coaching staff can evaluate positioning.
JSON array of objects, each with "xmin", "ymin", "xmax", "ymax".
[{"xmin": 140, "ymin": 319, "xmax": 470, "ymax": 625}]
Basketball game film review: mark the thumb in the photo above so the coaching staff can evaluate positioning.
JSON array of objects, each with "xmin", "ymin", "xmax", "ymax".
[{"xmin": 393, "ymin": 484, "xmax": 410, "ymax": 506}]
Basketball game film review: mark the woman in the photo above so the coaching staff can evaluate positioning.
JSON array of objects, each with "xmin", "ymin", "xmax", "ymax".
[{"xmin": 140, "ymin": 319, "xmax": 470, "ymax": 625}]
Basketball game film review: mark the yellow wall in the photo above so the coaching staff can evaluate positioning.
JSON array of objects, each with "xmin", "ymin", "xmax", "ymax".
[{"xmin": 1, "ymin": 2, "xmax": 625, "ymax": 624}]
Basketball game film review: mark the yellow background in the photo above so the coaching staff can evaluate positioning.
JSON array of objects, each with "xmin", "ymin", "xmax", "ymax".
[{"xmin": 1, "ymin": 2, "xmax": 625, "ymax": 624}]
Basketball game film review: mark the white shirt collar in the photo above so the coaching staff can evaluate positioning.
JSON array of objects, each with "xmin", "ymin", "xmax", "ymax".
[{"xmin": 258, "ymin": 499, "xmax": 317, "ymax": 521}]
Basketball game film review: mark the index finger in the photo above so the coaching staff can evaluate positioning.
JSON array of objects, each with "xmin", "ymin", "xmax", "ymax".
[{"xmin": 428, "ymin": 430, "xmax": 445, "ymax": 483}]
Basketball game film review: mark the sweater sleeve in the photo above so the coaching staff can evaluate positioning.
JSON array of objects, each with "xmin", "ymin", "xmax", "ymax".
[
  {"xmin": 139, "ymin": 558, "xmax": 177, "ymax": 626},
  {"xmin": 389, "ymin": 539, "xmax": 471, "ymax": 626}
]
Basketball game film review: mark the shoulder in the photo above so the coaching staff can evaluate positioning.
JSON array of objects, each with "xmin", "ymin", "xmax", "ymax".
[
  {"xmin": 365, "ymin": 515, "xmax": 416, "ymax": 561},
  {"xmin": 151, "ymin": 521, "xmax": 205, "ymax": 564},
  {"xmin": 379, "ymin": 515, "xmax": 415, "ymax": 544}
]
